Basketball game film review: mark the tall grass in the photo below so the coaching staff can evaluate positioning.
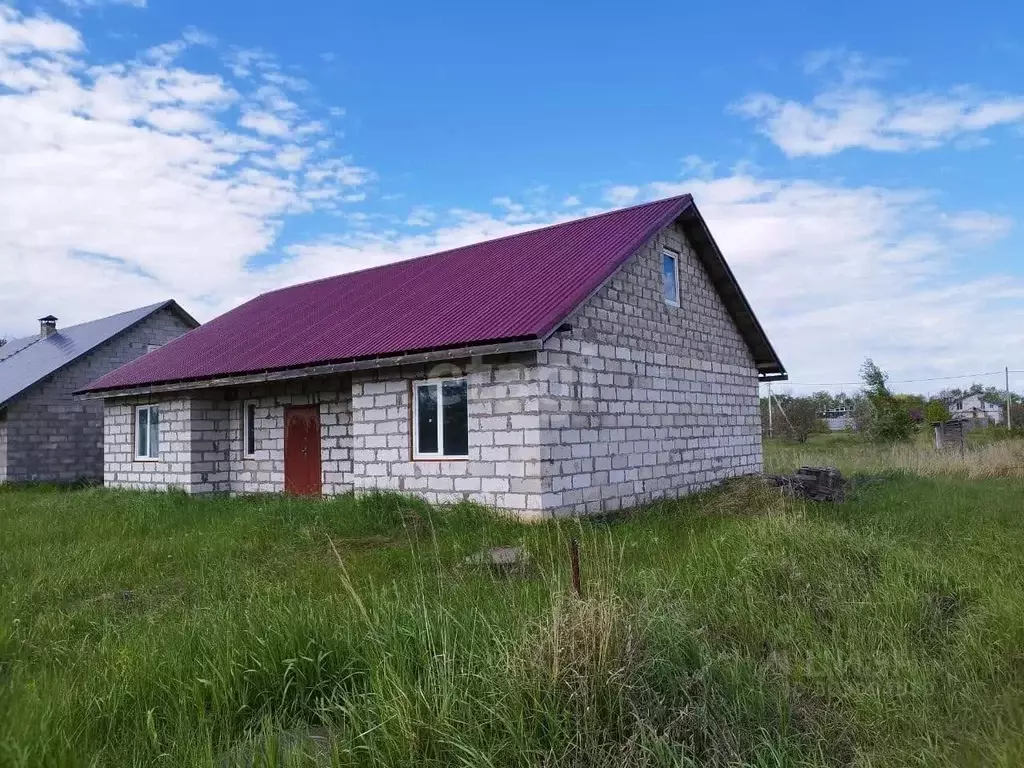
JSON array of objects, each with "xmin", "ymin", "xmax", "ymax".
[
  {"xmin": 2, "ymin": 447, "xmax": 1024, "ymax": 766},
  {"xmin": 765, "ymin": 432, "xmax": 1024, "ymax": 479}
]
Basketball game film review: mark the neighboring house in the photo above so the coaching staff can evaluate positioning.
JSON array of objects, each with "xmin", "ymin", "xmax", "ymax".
[
  {"xmin": 822, "ymin": 407, "xmax": 853, "ymax": 432},
  {"xmin": 0, "ymin": 302, "xmax": 198, "ymax": 484},
  {"xmin": 80, "ymin": 195, "xmax": 786, "ymax": 518},
  {"xmin": 949, "ymin": 393, "xmax": 1004, "ymax": 426}
]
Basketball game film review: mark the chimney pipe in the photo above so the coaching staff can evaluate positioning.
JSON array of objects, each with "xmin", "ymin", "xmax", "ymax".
[{"xmin": 39, "ymin": 315, "xmax": 58, "ymax": 337}]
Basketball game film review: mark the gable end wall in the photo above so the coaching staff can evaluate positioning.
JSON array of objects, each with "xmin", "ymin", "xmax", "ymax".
[
  {"xmin": 4, "ymin": 308, "xmax": 194, "ymax": 483},
  {"xmin": 537, "ymin": 219, "xmax": 763, "ymax": 516}
]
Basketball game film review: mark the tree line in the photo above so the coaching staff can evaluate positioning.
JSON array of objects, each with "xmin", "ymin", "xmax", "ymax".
[{"xmin": 763, "ymin": 359, "xmax": 1024, "ymax": 443}]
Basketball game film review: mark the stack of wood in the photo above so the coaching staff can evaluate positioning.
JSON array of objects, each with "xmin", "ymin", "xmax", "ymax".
[{"xmin": 767, "ymin": 466, "xmax": 846, "ymax": 502}]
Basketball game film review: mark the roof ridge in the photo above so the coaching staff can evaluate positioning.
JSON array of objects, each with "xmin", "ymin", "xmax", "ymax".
[
  {"xmin": 1, "ymin": 300, "xmax": 190, "ymax": 407},
  {"xmin": 59, "ymin": 300, "xmax": 173, "ymax": 333},
  {"xmin": 0, "ymin": 300, "xmax": 173, "ymax": 344},
  {"xmin": 256, "ymin": 194, "xmax": 693, "ymax": 299}
]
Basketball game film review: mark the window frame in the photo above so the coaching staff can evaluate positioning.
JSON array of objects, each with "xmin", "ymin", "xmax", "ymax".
[
  {"xmin": 134, "ymin": 404, "xmax": 160, "ymax": 461},
  {"xmin": 662, "ymin": 248, "xmax": 681, "ymax": 307},
  {"xmin": 242, "ymin": 399, "xmax": 258, "ymax": 458},
  {"xmin": 411, "ymin": 377, "xmax": 469, "ymax": 461}
]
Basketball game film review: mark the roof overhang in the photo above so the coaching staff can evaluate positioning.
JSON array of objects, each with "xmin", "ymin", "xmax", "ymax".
[
  {"xmin": 3, "ymin": 299, "xmax": 201, "ymax": 408},
  {"xmin": 78, "ymin": 338, "xmax": 543, "ymax": 399},
  {"xmin": 676, "ymin": 204, "xmax": 787, "ymax": 381}
]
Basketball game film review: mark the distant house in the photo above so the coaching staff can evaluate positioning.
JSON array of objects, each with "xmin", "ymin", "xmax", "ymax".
[
  {"xmin": 81, "ymin": 195, "xmax": 786, "ymax": 518},
  {"xmin": 822, "ymin": 406, "xmax": 853, "ymax": 432},
  {"xmin": 0, "ymin": 302, "xmax": 197, "ymax": 484},
  {"xmin": 949, "ymin": 393, "xmax": 1003, "ymax": 426}
]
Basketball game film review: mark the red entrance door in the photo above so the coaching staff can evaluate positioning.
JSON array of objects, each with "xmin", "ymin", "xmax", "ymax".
[{"xmin": 284, "ymin": 405, "xmax": 322, "ymax": 496}]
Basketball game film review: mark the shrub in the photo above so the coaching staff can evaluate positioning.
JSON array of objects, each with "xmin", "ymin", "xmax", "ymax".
[
  {"xmin": 778, "ymin": 397, "xmax": 826, "ymax": 443},
  {"xmin": 860, "ymin": 359, "xmax": 915, "ymax": 443},
  {"xmin": 925, "ymin": 399, "xmax": 951, "ymax": 424}
]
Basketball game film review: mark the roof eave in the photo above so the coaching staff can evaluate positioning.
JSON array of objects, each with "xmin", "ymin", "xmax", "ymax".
[
  {"xmin": 77, "ymin": 337, "xmax": 544, "ymax": 399},
  {"xmin": 534, "ymin": 197, "xmax": 786, "ymax": 379},
  {"xmin": 536, "ymin": 194, "xmax": 696, "ymax": 343},
  {"xmin": 677, "ymin": 203, "xmax": 787, "ymax": 378},
  {"xmin": 165, "ymin": 300, "xmax": 201, "ymax": 329},
  {"xmin": 3, "ymin": 299, "xmax": 199, "ymax": 409}
]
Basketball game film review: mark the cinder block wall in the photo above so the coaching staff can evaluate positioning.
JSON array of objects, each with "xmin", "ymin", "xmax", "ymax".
[
  {"xmin": 536, "ymin": 220, "xmax": 763, "ymax": 516},
  {"xmin": 5, "ymin": 308, "xmax": 194, "ymax": 483},
  {"xmin": 103, "ymin": 376, "xmax": 353, "ymax": 495},
  {"xmin": 104, "ymin": 397, "xmax": 194, "ymax": 490},
  {"xmin": 349, "ymin": 354, "xmax": 546, "ymax": 517},
  {"xmin": 0, "ymin": 422, "xmax": 8, "ymax": 483},
  {"xmin": 221, "ymin": 377, "xmax": 352, "ymax": 495}
]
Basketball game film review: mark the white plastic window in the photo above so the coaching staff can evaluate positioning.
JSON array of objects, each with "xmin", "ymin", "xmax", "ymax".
[
  {"xmin": 135, "ymin": 405, "xmax": 160, "ymax": 460},
  {"xmin": 412, "ymin": 378, "xmax": 469, "ymax": 459}
]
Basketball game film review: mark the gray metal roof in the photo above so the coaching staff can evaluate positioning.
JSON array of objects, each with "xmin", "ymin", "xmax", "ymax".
[{"xmin": 0, "ymin": 300, "xmax": 197, "ymax": 408}]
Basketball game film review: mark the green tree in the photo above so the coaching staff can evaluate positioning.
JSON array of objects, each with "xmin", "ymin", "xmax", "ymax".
[
  {"xmin": 925, "ymin": 399, "xmax": 951, "ymax": 423},
  {"xmin": 894, "ymin": 393, "xmax": 927, "ymax": 422},
  {"xmin": 860, "ymin": 358, "xmax": 915, "ymax": 442},
  {"xmin": 1010, "ymin": 402, "xmax": 1024, "ymax": 430},
  {"xmin": 808, "ymin": 390, "xmax": 834, "ymax": 413},
  {"xmin": 776, "ymin": 396, "xmax": 825, "ymax": 443}
]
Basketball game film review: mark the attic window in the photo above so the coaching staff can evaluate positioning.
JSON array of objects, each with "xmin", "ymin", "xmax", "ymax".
[
  {"xmin": 0, "ymin": 408, "xmax": 6, "ymax": 423},
  {"xmin": 662, "ymin": 249, "xmax": 680, "ymax": 307}
]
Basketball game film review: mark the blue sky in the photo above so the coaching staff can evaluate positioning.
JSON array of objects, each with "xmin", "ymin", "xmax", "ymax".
[{"xmin": 2, "ymin": 0, "xmax": 1023, "ymax": 393}]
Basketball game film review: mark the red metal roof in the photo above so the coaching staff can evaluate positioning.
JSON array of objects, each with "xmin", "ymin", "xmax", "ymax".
[{"xmin": 83, "ymin": 195, "xmax": 708, "ymax": 392}]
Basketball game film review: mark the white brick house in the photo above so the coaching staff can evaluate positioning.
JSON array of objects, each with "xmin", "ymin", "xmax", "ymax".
[
  {"xmin": 949, "ymin": 393, "xmax": 1004, "ymax": 426},
  {"xmin": 0, "ymin": 302, "xmax": 197, "ymax": 484},
  {"xmin": 81, "ymin": 196, "xmax": 786, "ymax": 518}
]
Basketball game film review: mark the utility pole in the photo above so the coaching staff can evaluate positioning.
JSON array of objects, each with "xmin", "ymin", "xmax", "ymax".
[
  {"xmin": 772, "ymin": 390, "xmax": 794, "ymax": 433},
  {"xmin": 767, "ymin": 382, "xmax": 774, "ymax": 437},
  {"xmin": 1007, "ymin": 367, "xmax": 1013, "ymax": 430}
]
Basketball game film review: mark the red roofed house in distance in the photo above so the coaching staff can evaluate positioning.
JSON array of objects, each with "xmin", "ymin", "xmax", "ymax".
[{"xmin": 79, "ymin": 195, "xmax": 786, "ymax": 519}]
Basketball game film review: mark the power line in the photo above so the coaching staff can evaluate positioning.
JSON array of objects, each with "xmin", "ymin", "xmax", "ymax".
[{"xmin": 780, "ymin": 370, "xmax": 1011, "ymax": 388}]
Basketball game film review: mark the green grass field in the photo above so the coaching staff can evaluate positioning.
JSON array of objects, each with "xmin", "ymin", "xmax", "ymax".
[{"xmin": 2, "ymin": 436, "xmax": 1024, "ymax": 766}]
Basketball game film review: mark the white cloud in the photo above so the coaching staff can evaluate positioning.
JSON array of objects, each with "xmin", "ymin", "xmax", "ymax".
[
  {"xmin": 800, "ymin": 48, "xmax": 899, "ymax": 84},
  {"xmin": 604, "ymin": 185, "xmax": 640, "ymax": 205},
  {"xmin": 406, "ymin": 206, "xmax": 435, "ymax": 226},
  {"xmin": 144, "ymin": 106, "xmax": 214, "ymax": 133},
  {"xmin": 273, "ymin": 145, "xmax": 310, "ymax": 171},
  {"xmin": 634, "ymin": 173, "xmax": 1022, "ymax": 389},
  {"xmin": 239, "ymin": 109, "xmax": 291, "ymax": 137},
  {"xmin": 0, "ymin": 6, "xmax": 80, "ymax": 51},
  {"xmin": 680, "ymin": 154, "xmax": 716, "ymax": 177},
  {"xmin": 1, "ymin": 9, "xmax": 1019, "ymax": 396},
  {"xmin": 59, "ymin": 0, "xmax": 146, "ymax": 9},
  {"xmin": 735, "ymin": 51, "xmax": 1024, "ymax": 156},
  {"xmin": 0, "ymin": 4, "xmax": 370, "ymax": 337},
  {"xmin": 942, "ymin": 211, "xmax": 1013, "ymax": 243}
]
